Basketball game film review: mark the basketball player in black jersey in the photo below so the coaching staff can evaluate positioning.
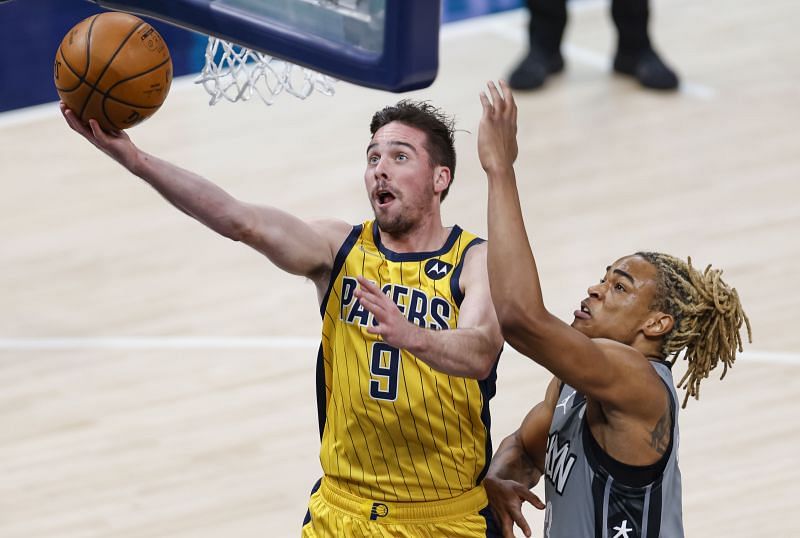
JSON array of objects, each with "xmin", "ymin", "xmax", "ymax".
[{"xmin": 477, "ymin": 81, "xmax": 750, "ymax": 538}]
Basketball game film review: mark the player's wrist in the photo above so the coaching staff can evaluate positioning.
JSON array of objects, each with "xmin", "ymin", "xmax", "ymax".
[
  {"xmin": 125, "ymin": 146, "xmax": 147, "ymax": 177},
  {"xmin": 401, "ymin": 322, "xmax": 428, "ymax": 356},
  {"xmin": 483, "ymin": 163, "xmax": 516, "ymax": 180}
]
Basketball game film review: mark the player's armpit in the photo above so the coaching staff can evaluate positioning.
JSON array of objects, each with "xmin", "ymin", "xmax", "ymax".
[{"xmin": 455, "ymin": 243, "xmax": 504, "ymax": 364}]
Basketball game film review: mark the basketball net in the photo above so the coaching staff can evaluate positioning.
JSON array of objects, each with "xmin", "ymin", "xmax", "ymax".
[{"xmin": 196, "ymin": 37, "xmax": 338, "ymax": 106}]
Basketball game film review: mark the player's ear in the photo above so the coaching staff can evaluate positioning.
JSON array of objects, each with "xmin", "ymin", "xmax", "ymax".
[
  {"xmin": 643, "ymin": 312, "xmax": 674, "ymax": 338},
  {"xmin": 433, "ymin": 166, "xmax": 451, "ymax": 195}
]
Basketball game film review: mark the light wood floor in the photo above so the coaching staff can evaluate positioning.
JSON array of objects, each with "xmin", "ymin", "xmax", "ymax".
[{"xmin": 1, "ymin": 1, "xmax": 799, "ymax": 536}]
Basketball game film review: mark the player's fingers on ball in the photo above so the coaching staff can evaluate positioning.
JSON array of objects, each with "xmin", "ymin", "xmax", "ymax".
[
  {"xmin": 88, "ymin": 119, "xmax": 106, "ymax": 140},
  {"xmin": 60, "ymin": 102, "xmax": 77, "ymax": 123},
  {"xmin": 61, "ymin": 107, "xmax": 79, "ymax": 128}
]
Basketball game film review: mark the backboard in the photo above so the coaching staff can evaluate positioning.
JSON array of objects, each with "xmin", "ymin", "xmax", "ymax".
[{"xmin": 88, "ymin": 0, "xmax": 441, "ymax": 92}]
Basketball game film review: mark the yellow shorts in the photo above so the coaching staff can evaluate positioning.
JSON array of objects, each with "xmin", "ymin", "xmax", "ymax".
[{"xmin": 301, "ymin": 478, "xmax": 500, "ymax": 537}]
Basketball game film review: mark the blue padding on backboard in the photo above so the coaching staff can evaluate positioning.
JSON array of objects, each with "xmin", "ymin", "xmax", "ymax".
[{"xmin": 89, "ymin": 0, "xmax": 440, "ymax": 92}]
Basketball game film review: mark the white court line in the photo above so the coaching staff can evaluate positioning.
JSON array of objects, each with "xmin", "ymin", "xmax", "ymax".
[
  {"xmin": 0, "ymin": 337, "xmax": 318, "ymax": 350},
  {"xmin": 0, "ymin": 337, "xmax": 796, "ymax": 365}
]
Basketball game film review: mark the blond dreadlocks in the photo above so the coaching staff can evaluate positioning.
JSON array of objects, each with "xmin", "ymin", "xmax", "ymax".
[{"xmin": 636, "ymin": 252, "xmax": 752, "ymax": 408}]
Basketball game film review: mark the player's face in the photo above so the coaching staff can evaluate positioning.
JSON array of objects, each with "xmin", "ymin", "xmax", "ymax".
[
  {"xmin": 571, "ymin": 255, "xmax": 660, "ymax": 345},
  {"xmin": 365, "ymin": 121, "xmax": 440, "ymax": 235}
]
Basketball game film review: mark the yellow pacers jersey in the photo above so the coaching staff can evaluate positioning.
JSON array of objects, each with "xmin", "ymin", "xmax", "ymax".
[{"xmin": 316, "ymin": 220, "xmax": 497, "ymax": 503}]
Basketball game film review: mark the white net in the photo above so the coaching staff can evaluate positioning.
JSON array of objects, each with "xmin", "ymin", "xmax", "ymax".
[
  {"xmin": 194, "ymin": 0, "xmax": 384, "ymax": 106},
  {"xmin": 195, "ymin": 37, "xmax": 338, "ymax": 106}
]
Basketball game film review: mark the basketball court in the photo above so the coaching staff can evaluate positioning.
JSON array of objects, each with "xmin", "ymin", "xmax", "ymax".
[{"xmin": 1, "ymin": 0, "xmax": 798, "ymax": 536}]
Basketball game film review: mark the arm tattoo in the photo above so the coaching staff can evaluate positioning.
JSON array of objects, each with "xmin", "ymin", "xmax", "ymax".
[{"xmin": 649, "ymin": 411, "xmax": 671, "ymax": 455}]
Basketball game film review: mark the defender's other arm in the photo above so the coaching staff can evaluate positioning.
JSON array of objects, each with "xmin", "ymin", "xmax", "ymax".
[{"xmin": 484, "ymin": 377, "xmax": 557, "ymax": 538}]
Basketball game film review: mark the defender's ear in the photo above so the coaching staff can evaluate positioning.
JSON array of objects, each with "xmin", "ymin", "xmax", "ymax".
[
  {"xmin": 643, "ymin": 312, "xmax": 674, "ymax": 338},
  {"xmin": 433, "ymin": 166, "xmax": 451, "ymax": 195}
]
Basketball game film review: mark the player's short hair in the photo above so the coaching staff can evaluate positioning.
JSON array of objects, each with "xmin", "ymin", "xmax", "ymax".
[{"xmin": 370, "ymin": 100, "xmax": 457, "ymax": 201}]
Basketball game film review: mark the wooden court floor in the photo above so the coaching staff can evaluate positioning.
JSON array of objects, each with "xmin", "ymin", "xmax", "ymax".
[{"xmin": 1, "ymin": 1, "xmax": 798, "ymax": 535}]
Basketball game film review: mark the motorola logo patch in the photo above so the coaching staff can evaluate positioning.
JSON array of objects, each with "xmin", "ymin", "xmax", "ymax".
[{"xmin": 424, "ymin": 259, "xmax": 453, "ymax": 280}]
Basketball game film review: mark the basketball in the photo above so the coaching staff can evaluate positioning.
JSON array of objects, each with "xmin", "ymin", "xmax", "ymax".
[{"xmin": 54, "ymin": 12, "xmax": 172, "ymax": 131}]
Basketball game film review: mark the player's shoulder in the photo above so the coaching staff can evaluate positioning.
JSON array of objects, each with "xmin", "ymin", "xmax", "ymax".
[
  {"xmin": 590, "ymin": 339, "xmax": 669, "ymax": 411},
  {"xmin": 455, "ymin": 239, "xmax": 487, "ymax": 289},
  {"xmin": 591, "ymin": 338, "xmax": 662, "ymax": 374},
  {"xmin": 460, "ymin": 235, "xmax": 488, "ymax": 264},
  {"xmin": 591, "ymin": 338, "xmax": 645, "ymax": 359},
  {"xmin": 308, "ymin": 218, "xmax": 358, "ymax": 251}
]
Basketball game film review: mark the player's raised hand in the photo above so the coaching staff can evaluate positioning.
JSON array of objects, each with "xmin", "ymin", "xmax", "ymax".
[
  {"xmin": 484, "ymin": 475, "xmax": 545, "ymax": 538},
  {"xmin": 60, "ymin": 102, "xmax": 139, "ymax": 171},
  {"xmin": 478, "ymin": 80, "xmax": 518, "ymax": 174},
  {"xmin": 355, "ymin": 276, "xmax": 418, "ymax": 349}
]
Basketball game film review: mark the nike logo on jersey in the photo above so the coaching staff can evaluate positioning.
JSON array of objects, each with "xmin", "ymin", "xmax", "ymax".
[
  {"xmin": 424, "ymin": 259, "xmax": 453, "ymax": 280},
  {"xmin": 555, "ymin": 390, "xmax": 575, "ymax": 415},
  {"xmin": 545, "ymin": 432, "xmax": 577, "ymax": 495}
]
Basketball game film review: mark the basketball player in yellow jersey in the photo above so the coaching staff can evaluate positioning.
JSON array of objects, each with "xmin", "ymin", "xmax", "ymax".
[{"xmin": 60, "ymin": 91, "xmax": 505, "ymax": 536}]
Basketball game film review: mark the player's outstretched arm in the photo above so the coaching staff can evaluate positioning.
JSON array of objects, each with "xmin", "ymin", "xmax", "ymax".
[
  {"xmin": 478, "ymin": 82, "xmax": 663, "ymax": 413},
  {"xmin": 354, "ymin": 243, "xmax": 503, "ymax": 379},
  {"xmin": 484, "ymin": 377, "xmax": 557, "ymax": 538},
  {"xmin": 60, "ymin": 104, "xmax": 345, "ymax": 282}
]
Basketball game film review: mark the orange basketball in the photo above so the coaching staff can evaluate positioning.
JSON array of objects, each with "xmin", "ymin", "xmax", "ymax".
[{"xmin": 54, "ymin": 12, "xmax": 172, "ymax": 131}]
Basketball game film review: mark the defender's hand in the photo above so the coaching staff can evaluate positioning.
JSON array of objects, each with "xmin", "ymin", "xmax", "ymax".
[
  {"xmin": 478, "ymin": 80, "xmax": 519, "ymax": 174},
  {"xmin": 484, "ymin": 476, "xmax": 545, "ymax": 538},
  {"xmin": 354, "ymin": 276, "xmax": 419, "ymax": 349}
]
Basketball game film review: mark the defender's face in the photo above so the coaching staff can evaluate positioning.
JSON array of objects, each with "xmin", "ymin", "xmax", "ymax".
[
  {"xmin": 365, "ymin": 121, "xmax": 439, "ymax": 235},
  {"xmin": 572, "ymin": 255, "xmax": 660, "ymax": 345}
]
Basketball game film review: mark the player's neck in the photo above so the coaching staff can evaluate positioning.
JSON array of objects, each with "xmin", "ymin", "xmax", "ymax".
[
  {"xmin": 630, "ymin": 335, "xmax": 665, "ymax": 363},
  {"xmin": 378, "ymin": 218, "xmax": 449, "ymax": 254}
]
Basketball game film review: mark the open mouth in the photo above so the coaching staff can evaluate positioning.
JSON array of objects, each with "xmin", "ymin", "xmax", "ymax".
[
  {"xmin": 574, "ymin": 301, "xmax": 592, "ymax": 320},
  {"xmin": 376, "ymin": 190, "xmax": 396, "ymax": 207}
]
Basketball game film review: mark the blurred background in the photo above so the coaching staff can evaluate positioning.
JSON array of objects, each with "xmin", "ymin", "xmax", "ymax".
[
  {"xmin": 1, "ymin": 0, "xmax": 799, "ymax": 537},
  {"xmin": 0, "ymin": 0, "xmax": 524, "ymax": 112}
]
